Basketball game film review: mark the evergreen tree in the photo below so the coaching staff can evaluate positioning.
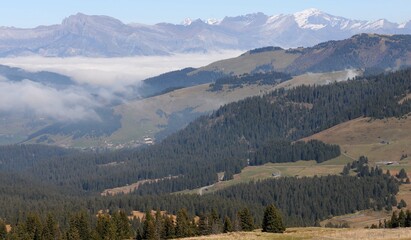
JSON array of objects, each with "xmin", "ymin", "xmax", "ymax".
[
  {"xmin": 96, "ymin": 213, "xmax": 117, "ymax": 240},
  {"xmin": 25, "ymin": 212, "xmax": 42, "ymax": 240},
  {"xmin": 198, "ymin": 213, "xmax": 210, "ymax": 235},
  {"xmin": 397, "ymin": 169, "xmax": 408, "ymax": 179},
  {"xmin": 69, "ymin": 211, "xmax": 92, "ymax": 240},
  {"xmin": 405, "ymin": 210, "xmax": 411, "ymax": 227},
  {"xmin": 142, "ymin": 211, "xmax": 156, "ymax": 240},
  {"xmin": 237, "ymin": 208, "xmax": 254, "ymax": 231},
  {"xmin": 390, "ymin": 211, "xmax": 399, "ymax": 228},
  {"xmin": 162, "ymin": 215, "xmax": 175, "ymax": 239},
  {"xmin": 175, "ymin": 208, "xmax": 193, "ymax": 238},
  {"xmin": 0, "ymin": 219, "xmax": 6, "ymax": 240},
  {"xmin": 223, "ymin": 216, "xmax": 233, "ymax": 233},
  {"xmin": 154, "ymin": 210, "xmax": 163, "ymax": 240},
  {"xmin": 342, "ymin": 164, "xmax": 350, "ymax": 175},
  {"xmin": 42, "ymin": 214, "xmax": 57, "ymax": 240},
  {"xmin": 209, "ymin": 209, "xmax": 221, "ymax": 234},
  {"xmin": 112, "ymin": 211, "xmax": 131, "ymax": 240},
  {"xmin": 66, "ymin": 226, "xmax": 81, "ymax": 240},
  {"xmin": 397, "ymin": 199, "xmax": 407, "ymax": 209},
  {"xmin": 398, "ymin": 210, "xmax": 406, "ymax": 227},
  {"xmin": 262, "ymin": 204, "xmax": 285, "ymax": 233}
]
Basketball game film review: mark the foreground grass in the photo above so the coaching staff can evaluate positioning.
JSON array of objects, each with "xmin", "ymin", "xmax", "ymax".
[{"xmin": 180, "ymin": 227, "xmax": 411, "ymax": 240}]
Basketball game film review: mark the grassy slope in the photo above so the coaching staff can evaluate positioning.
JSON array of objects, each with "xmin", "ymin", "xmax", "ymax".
[
  {"xmin": 302, "ymin": 117, "xmax": 411, "ymax": 173},
  {"xmin": 193, "ymin": 50, "xmax": 301, "ymax": 76},
  {"xmin": 177, "ymin": 155, "xmax": 353, "ymax": 195},
  {"xmin": 301, "ymin": 117, "xmax": 411, "ymax": 228},
  {"xmin": 181, "ymin": 228, "xmax": 411, "ymax": 240}
]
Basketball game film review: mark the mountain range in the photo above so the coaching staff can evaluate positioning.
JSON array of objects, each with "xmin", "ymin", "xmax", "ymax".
[{"xmin": 0, "ymin": 8, "xmax": 411, "ymax": 57}]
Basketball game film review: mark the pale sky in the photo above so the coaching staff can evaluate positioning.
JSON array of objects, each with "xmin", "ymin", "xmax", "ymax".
[{"xmin": 0, "ymin": 0, "xmax": 410, "ymax": 28}]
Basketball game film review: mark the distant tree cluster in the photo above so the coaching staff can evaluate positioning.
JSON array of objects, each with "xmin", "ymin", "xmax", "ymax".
[
  {"xmin": 252, "ymin": 139, "xmax": 340, "ymax": 165},
  {"xmin": 379, "ymin": 210, "xmax": 411, "ymax": 228},
  {"xmin": 209, "ymin": 71, "xmax": 291, "ymax": 91}
]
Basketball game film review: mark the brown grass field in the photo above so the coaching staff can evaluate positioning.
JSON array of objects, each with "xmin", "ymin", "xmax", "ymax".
[
  {"xmin": 302, "ymin": 117, "xmax": 411, "ymax": 179},
  {"xmin": 180, "ymin": 228, "xmax": 411, "ymax": 240}
]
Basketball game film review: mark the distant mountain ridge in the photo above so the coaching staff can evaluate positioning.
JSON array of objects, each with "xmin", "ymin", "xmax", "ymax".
[
  {"xmin": 140, "ymin": 34, "xmax": 411, "ymax": 97},
  {"xmin": 0, "ymin": 9, "xmax": 410, "ymax": 57}
]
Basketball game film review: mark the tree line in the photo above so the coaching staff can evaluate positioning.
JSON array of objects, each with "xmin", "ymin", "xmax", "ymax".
[{"xmin": 0, "ymin": 204, "xmax": 285, "ymax": 240}]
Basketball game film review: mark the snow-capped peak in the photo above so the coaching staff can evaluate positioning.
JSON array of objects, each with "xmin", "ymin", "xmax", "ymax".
[
  {"xmin": 295, "ymin": 8, "xmax": 323, "ymax": 17},
  {"xmin": 206, "ymin": 18, "xmax": 220, "ymax": 25},
  {"xmin": 293, "ymin": 8, "xmax": 328, "ymax": 30},
  {"xmin": 181, "ymin": 18, "xmax": 193, "ymax": 26}
]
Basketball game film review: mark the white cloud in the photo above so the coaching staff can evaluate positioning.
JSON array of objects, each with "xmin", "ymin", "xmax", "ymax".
[
  {"xmin": 0, "ymin": 51, "xmax": 243, "ymax": 88},
  {"xmin": 0, "ymin": 80, "xmax": 100, "ymax": 122},
  {"xmin": 0, "ymin": 51, "xmax": 243, "ymax": 122}
]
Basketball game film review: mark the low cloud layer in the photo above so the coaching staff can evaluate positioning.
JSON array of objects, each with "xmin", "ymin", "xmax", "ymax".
[
  {"xmin": 0, "ymin": 80, "xmax": 100, "ymax": 122},
  {"xmin": 0, "ymin": 51, "xmax": 242, "ymax": 87},
  {"xmin": 0, "ymin": 51, "xmax": 242, "ymax": 122}
]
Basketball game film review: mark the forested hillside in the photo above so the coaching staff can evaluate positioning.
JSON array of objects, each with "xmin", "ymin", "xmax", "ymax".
[
  {"xmin": 0, "ymin": 69, "xmax": 410, "ymax": 238},
  {"xmin": 2, "ymin": 68, "xmax": 409, "ymax": 196}
]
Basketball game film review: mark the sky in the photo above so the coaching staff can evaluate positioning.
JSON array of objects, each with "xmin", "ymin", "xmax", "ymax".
[{"xmin": 1, "ymin": 0, "xmax": 410, "ymax": 28}]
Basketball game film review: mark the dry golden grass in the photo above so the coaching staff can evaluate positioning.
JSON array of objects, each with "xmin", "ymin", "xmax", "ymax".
[
  {"xmin": 180, "ymin": 228, "xmax": 411, "ymax": 240},
  {"xmin": 397, "ymin": 184, "xmax": 411, "ymax": 211},
  {"xmin": 321, "ymin": 209, "xmax": 392, "ymax": 229},
  {"xmin": 303, "ymin": 117, "xmax": 411, "ymax": 171},
  {"xmin": 194, "ymin": 50, "xmax": 300, "ymax": 76}
]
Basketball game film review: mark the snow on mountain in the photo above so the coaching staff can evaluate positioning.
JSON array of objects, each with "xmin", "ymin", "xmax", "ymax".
[{"xmin": 0, "ymin": 9, "xmax": 410, "ymax": 57}]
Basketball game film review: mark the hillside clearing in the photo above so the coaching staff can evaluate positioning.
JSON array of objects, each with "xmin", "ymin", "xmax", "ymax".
[
  {"xmin": 178, "ymin": 155, "xmax": 352, "ymax": 195},
  {"xmin": 303, "ymin": 117, "xmax": 411, "ymax": 173}
]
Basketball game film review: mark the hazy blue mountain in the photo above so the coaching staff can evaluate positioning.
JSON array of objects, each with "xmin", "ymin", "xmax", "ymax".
[
  {"xmin": 0, "ymin": 64, "xmax": 75, "ymax": 88},
  {"xmin": 0, "ymin": 9, "xmax": 410, "ymax": 57}
]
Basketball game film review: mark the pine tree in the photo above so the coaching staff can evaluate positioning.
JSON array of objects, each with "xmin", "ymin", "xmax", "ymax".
[
  {"xmin": 96, "ymin": 213, "xmax": 117, "ymax": 240},
  {"xmin": 25, "ymin": 212, "xmax": 42, "ymax": 240},
  {"xmin": 405, "ymin": 210, "xmax": 411, "ymax": 227},
  {"xmin": 397, "ymin": 169, "xmax": 408, "ymax": 179},
  {"xmin": 223, "ymin": 216, "xmax": 233, "ymax": 233},
  {"xmin": 237, "ymin": 208, "xmax": 254, "ymax": 231},
  {"xmin": 0, "ymin": 219, "xmax": 6, "ymax": 240},
  {"xmin": 69, "ymin": 211, "xmax": 92, "ymax": 240},
  {"xmin": 162, "ymin": 215, "xmax": 175, "ymax": 239},
  {"xmin": 390, "ymin": 211, "xmax": 399, "ymax": 228},
  {"xmin": 262, "ymin": 204, "xmax": 285, "ymax": 233},
  {"xmin": 143, "ymin": 211, "xmax": 156, "ymax": 240},
  {"xmin": 42, "ymin": 214, "xmax": 57, "ymax": 240},
  {"xmin": 175, "ymin": 208, "xmax": 192, "ymax": 238},
  {"xmin": 112, "ymin": 211, "xmax": 131, "ymax": 239},
  {"xmin": 209, "ymin": 209, "xmax": 221, "ymax": 234},
  {"xmin": 66, "ymin": 226, "xmax": 81, "ymax": 240},
  {"xmin": 398, "ymin": 210, "xmax": 406, "ymax": 227},
  {"xmin": 397, "ymin": 199, "xmax": 407, "ymax": 209},
  {"xmin": 154, "ymin": 210, "xmax": 163, "ymax": 240},
  {"xmin": 198, "ymin": 213, "xmax": 210, "ymax": 235}
]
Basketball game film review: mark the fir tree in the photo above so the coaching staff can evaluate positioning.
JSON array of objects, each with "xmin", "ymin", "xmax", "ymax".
[
  {"xmin": 262, "ymin": 204, "xmax": 285, "ymax": 233},
  {"xmin": 42, "ymin": 214, "xmax": 57, "ymax": 240},
  {"xmin": 237, "ymin": 208, "xmax": 254, "ymax": 231},
  {"xmin": 175, "ymin": 208, "xmax": 194, "ymax": 238},
  {"xmin": 223, "ymin": 216, "xmax": 233, "ymax": 233},
  {"xmin": 0, "ymin": 219, "xmax": 6, "ymax": 240},
  {"xmin": 143, "ymin": 211, "xmax": 156, "ymax": 240}
]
